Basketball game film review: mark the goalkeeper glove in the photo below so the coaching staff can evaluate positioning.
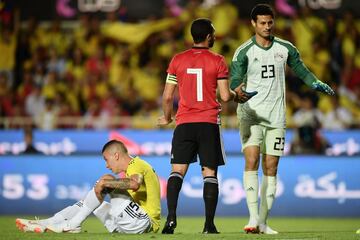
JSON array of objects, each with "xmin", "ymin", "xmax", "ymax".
[
  {"xmin": 311, "ymin": 80, "xmax": 335, "ymax": 95},
  {"xmin": 243, "ymin": 89, "xmax": 258, "ymax": 98}
]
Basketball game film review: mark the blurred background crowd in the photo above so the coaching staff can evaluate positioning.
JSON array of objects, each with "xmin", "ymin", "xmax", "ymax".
[{"xmin": 0, "ymin": 0, "xmax": 359, "ymax": 130}]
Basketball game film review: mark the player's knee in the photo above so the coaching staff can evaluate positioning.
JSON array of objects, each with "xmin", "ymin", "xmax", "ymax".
[
  {"xmin": 201, "ymin": 166, "xmax": 217, "ymax": 177},
  {"xmin": 264, "ymin": 166, "xmax": 278, "ymax": 176},
  {"xmin": 171, "ymin": 166, "xmax": 187, "ymax": 176}
]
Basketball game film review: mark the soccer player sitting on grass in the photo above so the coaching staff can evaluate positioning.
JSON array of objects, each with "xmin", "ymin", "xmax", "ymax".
[{"xmin": 15, "ymin": 140, "xmax": 161, "ymax": 234}]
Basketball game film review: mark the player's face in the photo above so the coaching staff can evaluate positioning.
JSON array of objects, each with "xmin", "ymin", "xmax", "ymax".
[
  {"xmin": 103, "ymin": 150, "xmax": 120, "ymax": 173},
  {"xmin": 252, "ymin": 15, "xmax": 274, "ymax": 39}
]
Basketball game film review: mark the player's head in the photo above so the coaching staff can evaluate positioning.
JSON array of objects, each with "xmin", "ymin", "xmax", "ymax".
[
  {"xmin": 191, "ymin": 18, "xmax": 215, "ymax": 47},
  {"xmin": 102, "ymin": 140, "xmax": 128, "ymax": 173},
  {"xmin": 251, "ymin": 4, "xmax": 275, "ymax": 21},
  {"xmin": 102, "ymin": 140, "xmax": 128, "ymax": 154},
  {"xmin": 250, "ymin": 4, "xmax": 274, "ymax": 39}
]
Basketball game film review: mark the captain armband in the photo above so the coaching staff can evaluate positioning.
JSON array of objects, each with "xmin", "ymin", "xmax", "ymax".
[{"xmin": 166, "ymin": 74, "xmax": 177, "ymax": 85}]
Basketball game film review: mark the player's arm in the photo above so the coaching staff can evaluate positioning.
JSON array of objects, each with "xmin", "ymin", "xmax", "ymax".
[
  {"xmin": 230, "ymin": 52, "xmax": 248, "ymax": 90},
  {"xmin": 158, "ymin": 74, "xmax": 177, "ymax": 126},
  {"xmin": 102, "ymin": 174, "xmax": 144, "ymax": 191},
  {"xmin": 229, "ymin": 52, "xmax": 257, "ymax": 102},
  {"xmin": 288, "ymin": 45, "xmax": 335, "ymax": 96},
  {"xmin": 218, "ymin": 78, "xmax": 234, "ymax": 102}
]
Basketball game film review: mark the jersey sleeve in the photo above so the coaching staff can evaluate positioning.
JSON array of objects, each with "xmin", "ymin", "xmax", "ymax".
[
  {"xmin": 217, "ymin": 56, "xmax": 229, "ymax": 80},
  {"xmin": 167, "ymin": 55, "xmax": 177, "ymax": 76},
  {"xmin": 287, "ymin": 43, "xmax": 319, "ymax": 87},
  {"xmin": 230, "ymin": 50, "xmax": 248, "ymax": 90}
]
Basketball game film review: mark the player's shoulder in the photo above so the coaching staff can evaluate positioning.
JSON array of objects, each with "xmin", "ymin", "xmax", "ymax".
[
  {"xmin": 232, "ymin": 37, "xmax": 255, "ymax": 60},
  {"xmin": 132, "ymin": 156, "xmax": 152, "ymax": 168},
  {"xmin": 174, "ymin": 48, "xmax": 192, "ymax": 57},
  {"xmin": 273, "ymin": 36, "xmax": 296, "ymax": 50}
]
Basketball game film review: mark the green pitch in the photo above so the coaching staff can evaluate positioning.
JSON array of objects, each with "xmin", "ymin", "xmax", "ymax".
[{"xmin": 2, "ymin": 216, "xmax": 360, "ymax": 240}]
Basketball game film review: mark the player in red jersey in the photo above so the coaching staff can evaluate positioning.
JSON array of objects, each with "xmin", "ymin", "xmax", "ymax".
[{"xmin": 158, "ymin": 18, "xmax": 240, "ymax": 234}]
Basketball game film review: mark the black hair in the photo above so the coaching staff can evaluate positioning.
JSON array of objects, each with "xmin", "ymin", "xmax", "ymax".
[
  {"xmin": 250, "ymin": 4, "xmax": 275, "ymax": 21},
  {"xmin": 102, "ymin": 140, "xmax": 128, "ymax": 153},
  {"xmin": 190, "ymin": 18, "xmax": 214, "ymax": 44}
]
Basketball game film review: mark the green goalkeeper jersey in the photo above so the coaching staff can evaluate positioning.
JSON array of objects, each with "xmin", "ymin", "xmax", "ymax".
[{"xmin": 230, "ymin": 35, "xmax": 319, "ymax": 128}]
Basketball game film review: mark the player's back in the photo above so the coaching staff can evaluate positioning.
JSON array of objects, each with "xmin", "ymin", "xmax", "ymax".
[{"xmin": 168, "ymin": 47, "xmax": 228, "ymax": 125}]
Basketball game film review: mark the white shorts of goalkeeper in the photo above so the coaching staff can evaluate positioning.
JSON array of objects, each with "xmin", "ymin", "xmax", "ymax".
[{"xmin": 93, "ymin": 194, "xmax": 152, "ymax": 234}]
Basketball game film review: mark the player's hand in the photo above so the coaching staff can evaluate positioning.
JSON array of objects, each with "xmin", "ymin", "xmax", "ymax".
[
  {"xmin": 157, "ymin": 115, "xmax": 173, "ymax": 126},
  {"xmin": 233, "ymin": 83, "xmax": 258, "ymax": 103},
  {"xmin": 312, "ymin": 80, "xmax": 335, "ymax": 95}
]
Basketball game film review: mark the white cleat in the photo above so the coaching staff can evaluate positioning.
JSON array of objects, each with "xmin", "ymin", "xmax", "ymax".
[
  {"xmin": 46, "ymin": 221, "xmax": 81, "ymax": 233},
  {"xmin": 15, "ymin": 218, "xmax": 47, "ymax": 233},
  {"xmin": 259, "ymin": 223, "xmax": 278, "ymax": 234},
  {"xmin": 243, "ymin": 219, "xmax": 259, "ymax": 234}
]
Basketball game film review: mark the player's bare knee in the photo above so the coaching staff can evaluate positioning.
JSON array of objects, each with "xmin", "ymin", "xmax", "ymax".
[
  {"xmin": 171, "ymin": 165, "xmax": 187, "ymax": 176},
  {"xmin": 245, "ymin": 160, "xmax": 259, "ymax": 171},
  {"xmin": 201, "ymin": 166, "xmax": 217, "ymax": 177},
  {"xmin": 264, "ymin": 166, "xmax": 278, "ymax": 176}
]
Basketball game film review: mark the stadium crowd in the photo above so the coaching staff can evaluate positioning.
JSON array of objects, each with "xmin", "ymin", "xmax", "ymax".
[{"xmin": 0, "ymin": 0, "xmax": 359, "ymax": 130}]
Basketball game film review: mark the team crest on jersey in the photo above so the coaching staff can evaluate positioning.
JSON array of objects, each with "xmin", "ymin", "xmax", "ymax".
[{"xmin": 274, "ymin": 52, "xmax": 285, "ymax": 62}]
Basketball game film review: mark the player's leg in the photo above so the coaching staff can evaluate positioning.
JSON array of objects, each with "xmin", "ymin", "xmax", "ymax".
[
  {"xmin": 258, "ymin": 127, "xmax": 284, "ymax": 234},
  {"xmin": 95, "ymin": 194, "xmax": 152, "ymax": 234},
  {"xmin": 162, "ymin": 124, "xmax": 196, "ymax": 234},
  {"xmin": 201, "ymin": 167, "xmax": 219, "ymax": 234},
  {"xmin": 162, "ymin": 164, "xmax": 188, "ymax": 234},
  {"xmin": 198, "ymin": 123, "xmax": 225, "ymax": 234},
  {"xmin": 243, "ymin": 146, "xmax": 260, "ymax": 233},
  {"xmin": 240, "ymin": 122, "xmax": 263, "ymax": 233},
  {"xmin": 258, "ymin": 154, "xmax": 279, "ymax": 234},
  {"xmin": 47, "ymin": 174, "xmax": 113, "ymax": 233},
  {"xmin": 16, "ymin": 200, "xmax": 84, "ymax": 233}
]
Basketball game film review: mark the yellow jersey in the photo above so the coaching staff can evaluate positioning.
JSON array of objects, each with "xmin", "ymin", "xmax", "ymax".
[{"xmin": 126, "ymin": 156, "xmax": 161, "ymax": 233}]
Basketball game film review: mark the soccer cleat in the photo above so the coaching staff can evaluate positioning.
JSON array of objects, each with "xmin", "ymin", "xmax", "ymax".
[
  {"xmin": 202, "ymin": 224, "xmax": 219, "ymax": 234},
  {"xmin": 243, "ymin": 219, "xmax": 259, "ymax": 234},
  {"xmin": 244, "ymin": 225, "xmax": 259, "ymax": 234},
  {"xmin": 259, "ymin": 223, "xmax": 278, "ymax": 234},
  {"xmin": 15, "ymin": 218, "xmax": 47, "ymax": 233},
  {"xmin": 161, "ymin": 219, "xmax": 177, "ymax": 234},
  {"xmin": 46, "ymin": 221, "xmax": 81, "ymax": 233}
]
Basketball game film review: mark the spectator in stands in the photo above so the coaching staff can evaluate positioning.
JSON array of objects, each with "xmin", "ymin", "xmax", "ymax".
[
  {"xmin": 322, "ymin": 94, "xmax": 354, "ymax": 130},
  {"xmin": 290, "ymin": 125, "xmax": 330, "ymax": 155},
  {"xmin": 25, "ymin": 84, "xmax": 45, "ymax": 119},
  {"xmin": 22, "ymin": 126, "xmax": 41, "ymax": 154}
]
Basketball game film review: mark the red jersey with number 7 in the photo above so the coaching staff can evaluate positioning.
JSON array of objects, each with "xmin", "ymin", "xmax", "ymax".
[{"xmin": 167, "ymin": 47, "xmax": 228, "ymax": 125}]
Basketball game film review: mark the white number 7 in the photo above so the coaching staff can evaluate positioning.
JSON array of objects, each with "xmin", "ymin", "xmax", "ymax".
[{"xmin": 187, "ymin": 68, "xmax": 203, "ymax": 101}]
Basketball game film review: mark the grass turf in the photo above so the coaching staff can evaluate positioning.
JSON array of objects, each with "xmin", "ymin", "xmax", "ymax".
[{"xmin": 2, "ymin": 216, "xmax": 360, "ymax": 240}]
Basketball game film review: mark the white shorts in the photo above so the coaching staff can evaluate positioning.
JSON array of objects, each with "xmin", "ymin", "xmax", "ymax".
[
  {"xmin": 239, "ymin": 121, "xmax": 285, "ymax": 156},
  {"xmin": 93, "ymin": 194, "xmax": 152, "ymax": 234}
]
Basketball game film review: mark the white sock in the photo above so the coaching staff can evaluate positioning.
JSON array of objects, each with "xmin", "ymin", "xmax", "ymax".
[
  {"xmin": 259, "ymin": 175, "xmax": 277, "ymax": 224},
  {"xmin": 68, "ymin": 188, "xmax": 100, "ymax": 228},
  {"xmin": 93, "ymin": 201, "xmax": 111, "ymax": 225},
  {"xmin": 38, "ymin": 201, "xmax": 83, "ymax": 226},
  {"xmin": 243, "ymin": 171, "xmax": 259, "ymax": 223}
]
